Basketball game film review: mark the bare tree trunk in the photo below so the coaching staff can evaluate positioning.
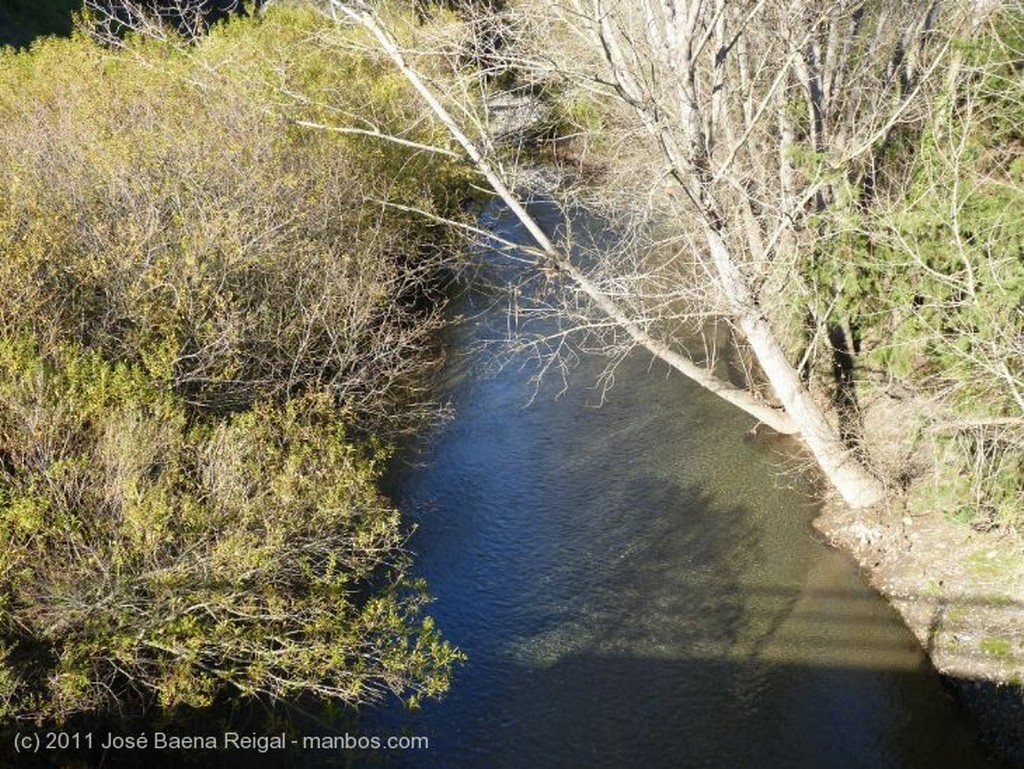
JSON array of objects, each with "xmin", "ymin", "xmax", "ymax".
[
  {"xmin": 325, "ymin": 0, "xmax": 939, "ymax": 508},
  {"xmin": 739, "ymin": 312, "xmax": 883, "ymax": 507},
  {"xmin": 333, "ymin": 0, "xmax": 798, "ymax": 435},
  {"xmin": 705, "ymin": 228, "xmax": 885, "ymax": 507}
]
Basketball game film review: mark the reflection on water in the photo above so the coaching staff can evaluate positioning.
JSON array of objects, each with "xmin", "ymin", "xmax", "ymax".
[{"xmin": 365, "ymin": 203, "xmax": 1001, "ymax": 768}]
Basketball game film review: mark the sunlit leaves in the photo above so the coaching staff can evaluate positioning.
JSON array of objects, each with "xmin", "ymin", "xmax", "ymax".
[{"xmin": 0, "ymin": 6, "xmax": 466, "ymax": 720}]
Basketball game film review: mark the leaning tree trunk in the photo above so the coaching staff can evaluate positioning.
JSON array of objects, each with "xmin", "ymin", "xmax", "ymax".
[
  {"xmin": 705, "ymin": 230, "xmax": 886, "ymax": 509},
  {"xmin": 739, "ymin": 311, "xmax": 885, "ymax": 507},
  {"xmin": 331, "ymin": 0, "xmax": 885, "ymax": 509}
]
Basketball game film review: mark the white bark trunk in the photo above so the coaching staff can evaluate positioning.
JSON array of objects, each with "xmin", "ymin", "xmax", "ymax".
[
  {"xmin": 706, "ymin": 230, "xmax": 885, "ymax": 508},
  {"xmin": 338, "ymin": 0, "xmax": 797, "ymax": 435},
  {"xmin": 333, "ymin": 0, "xmax": 886, "ymax": 508},
  {"xmin": 740, "ymin": 314, "xmax": 885, "ymax": 507}
]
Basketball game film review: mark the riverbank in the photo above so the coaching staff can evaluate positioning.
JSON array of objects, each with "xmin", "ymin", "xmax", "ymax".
[
  {"xmin": 0, "ymin": 8, "xmax": 469, "ymax": 722},
  {"xmin": 366, "ymin": 232, "xmax": 1001, "ymax": 767},
  {"xmin": 815, "ymin": 392, "xmax": 1024, "ymax": 766}
]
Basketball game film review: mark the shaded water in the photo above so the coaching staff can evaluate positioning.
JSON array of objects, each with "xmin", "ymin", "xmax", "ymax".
[{"xmin": 365, "ymin": 203, "xmax": 1001, "ymax": 768}]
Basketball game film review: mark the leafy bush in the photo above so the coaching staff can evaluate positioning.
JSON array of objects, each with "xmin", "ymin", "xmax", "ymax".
[
  {"xmin": 0, "ymin": 6, "xmax": 469, "ymax": 719},
  {"xmin": 0, "ymin": 5, "xmax": 469, "ymax": 431},
  {"xmin": 806, "ymin": 11, "xmax": 1024, "ymax": 530},
  {"xmin": 0, "ymin": 338, "xmax": 458, "ymax": 718}
]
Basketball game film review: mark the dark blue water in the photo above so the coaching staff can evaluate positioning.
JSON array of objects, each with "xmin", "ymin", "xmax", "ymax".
[{"xmin": 361, "ymin": 203, "xmax": 1000, "ymax": 768}]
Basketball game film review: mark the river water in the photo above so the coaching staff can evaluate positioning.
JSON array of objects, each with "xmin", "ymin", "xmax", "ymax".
[{"xmin": 366, "ymin": 202, "xmax": 1001, "ymax": 768}]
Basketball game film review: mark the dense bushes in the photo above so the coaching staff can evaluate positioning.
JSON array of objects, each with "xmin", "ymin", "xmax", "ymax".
[
  {"xmin": 806, "ymin": 14, "xmax": 1024, "ymax": 530},
  {"xmin": 0, "ymin": 6, "xmax": 467, "ymax": 719},
  {"xmin": 0, "ymin": 5, "xmax": 468, "ymax": 430},
  {"xmin": 0, "ymin": 339, "xmax": 458, "ymax": 717}
]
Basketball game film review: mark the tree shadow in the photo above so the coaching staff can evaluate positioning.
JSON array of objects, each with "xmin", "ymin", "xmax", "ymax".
[
  {"xmin": 1, "ymin": 478, "xmax": 1020, "ymax": 769},
  {"xmin": 0, "ymin": 1, "xmax": 257, "ymax": 50}
]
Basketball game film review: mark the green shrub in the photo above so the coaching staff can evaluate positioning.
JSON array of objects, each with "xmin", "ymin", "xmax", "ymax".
[
  {"xmin": 0, "ymin": 338, "xmax": 460, "ymax": 719},
  {"xmin": 0, "ymin": 5, "xmax": 470, "ymax": 432},
  {"xmin": 803, "ymin": 10, "xmax": 1024, "ymax": 530},
  {"xmin": 0, "ymin": 6, "xmax": 470, "ymax": 719}
]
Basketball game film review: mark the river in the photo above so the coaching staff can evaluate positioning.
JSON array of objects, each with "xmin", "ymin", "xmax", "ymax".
[{"xmin": 364, "ymin": 201, "xmax": 1002, "ymax": 768}]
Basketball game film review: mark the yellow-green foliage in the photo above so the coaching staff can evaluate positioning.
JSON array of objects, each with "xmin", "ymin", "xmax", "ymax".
[
  {"xmin": 0, "ymin": 7, "xmax": 467, "ymax": 719},
  {"xmin": 0, "ymin": 336, "xmax": 461, "ymax": 719},
  {"xmin": 0, "ymin": 5, "xmax": 470, "ymax": 426},
  {"xmin": 805, "ymin": 12, "xmax": 1024, "ymax": 531},
  {"xmin": 551, "ymin": 90, "xmax": 605, "ymax": 136}
]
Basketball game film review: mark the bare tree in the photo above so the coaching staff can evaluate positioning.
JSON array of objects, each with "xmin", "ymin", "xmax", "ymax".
[
  {"xmin": 515, "ymin": 0, "xmax": 971, "ymax": 508},
  {"xmin": 85, "ymin": 0, "xmax": 239, "ymax": 43},
  {"xmin": 317, "ymin": 0, "xmax": 995, "ymax": 508},
  {"xmin": 844, "ymin": 16, "xmax": 1024, "ymax": 528}
]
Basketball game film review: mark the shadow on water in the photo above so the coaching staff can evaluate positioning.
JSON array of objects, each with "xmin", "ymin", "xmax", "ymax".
[
  {"xmin": 0, "ymin": 1, "xmax": 256, "ymax": 50},
  {"xmin": 5, "ymin": 473, "xmax": 1014, "ymax": 769},
  {"xmin": 356, "ymin": 197, "xmax": 1013, "ymax": 769},
  {"xmin": 376, "ymin": 658, "xmax": 1011, "ymax": 769},
  {"xmin": 0, "ymin": 661, "xmax": 1013, "ymax": 769},
  {"xmin": 1, "ymin": 478, "xmax": 1017, "ymax": 769},
  {"xmin": 356, "ymin": 478, "xmax": 1010, "ymax": 769}
]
